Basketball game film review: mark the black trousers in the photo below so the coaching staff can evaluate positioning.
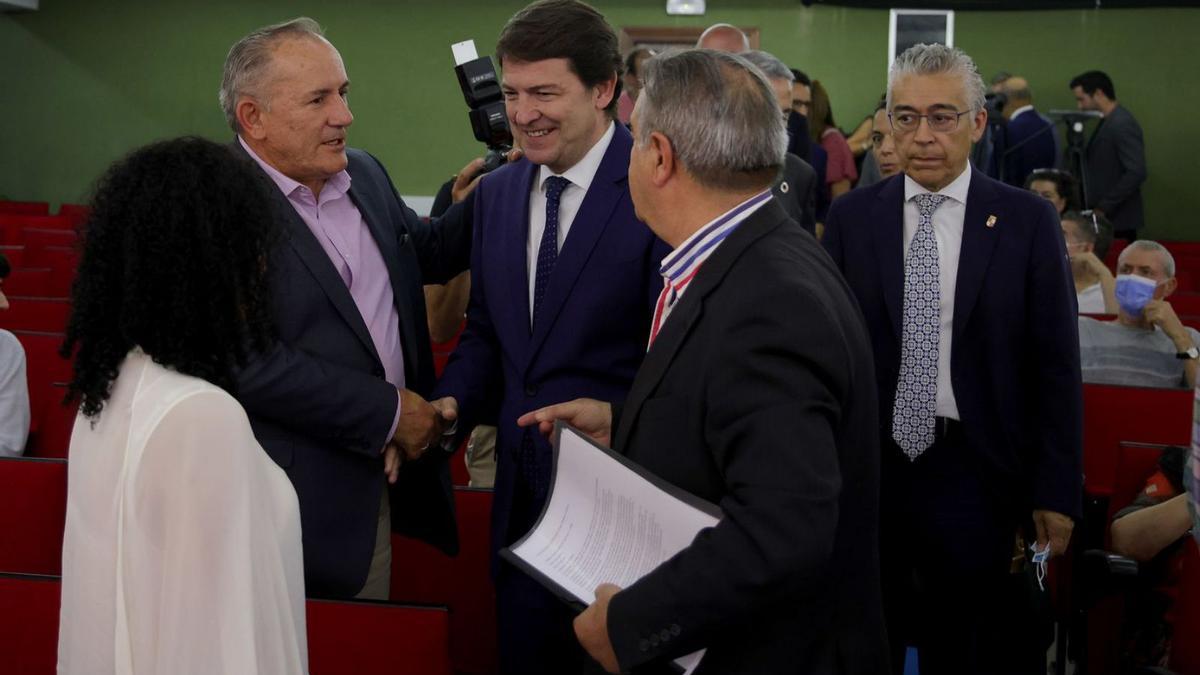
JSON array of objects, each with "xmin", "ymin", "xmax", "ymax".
[{"xmin": 880, "ymin": 421, "xmax": 1027, "ymax": 675}]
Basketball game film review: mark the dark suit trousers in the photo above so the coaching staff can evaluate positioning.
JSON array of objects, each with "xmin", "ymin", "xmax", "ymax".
[
  {"xmin": 495, "ymin": 460, "xmax": 586, "ymax": 675},
  {"xmin": 880, "ymin": 423, "xmax": 1018, "ymax": 675}
]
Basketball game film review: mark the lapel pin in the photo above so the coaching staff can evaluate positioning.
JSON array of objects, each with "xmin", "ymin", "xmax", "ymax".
[
  {"xmin": 985, "ymin": 215, "xmax": 997, "ymax": 228},
  {"xmin": 780, "ymin": 181, "xmax": 790, "ymax": 194}
]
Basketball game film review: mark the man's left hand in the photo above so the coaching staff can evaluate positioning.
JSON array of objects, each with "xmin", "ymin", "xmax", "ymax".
[
  {"xmin": 1144, "ymin": 299, "xmax": 1190, "ymax": 346},
  {"xmin": 1033, "ymin": 509, "xmax": 1075, "ymax": 557},
  {"xmin": 575, "ymin": 583, "xmax": 621, "ymax": 674}
]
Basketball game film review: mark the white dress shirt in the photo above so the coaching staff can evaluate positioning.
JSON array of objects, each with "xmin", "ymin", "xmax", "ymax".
[
  {"xmin": 1009, "ymin": 104, "xmax": 1035, "ymax": 122},
  {"xmin": 526, "ymin": 122, "xmax": 616, "ymax": 322},
  {"xmin": 903, "ymin": 163, "xmax": 972, "ymax": 420}
]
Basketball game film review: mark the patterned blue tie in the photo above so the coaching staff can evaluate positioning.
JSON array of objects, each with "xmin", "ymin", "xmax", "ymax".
[
  {"xmin": 521, "ymin": 176, "xmax": 569, "ymax": 504},
  {"xmin": 532, "ymin": 176, "xmax": 570, "ymax": 325},
  {"xmin": 893, "ymin": 193, "xmax": 949, "ymax": 460}
]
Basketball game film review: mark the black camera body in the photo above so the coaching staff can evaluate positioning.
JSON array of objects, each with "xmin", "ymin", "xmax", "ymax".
[{"xmin": 455, "ymin": 56, "xmax": 513, "ymax": 175}]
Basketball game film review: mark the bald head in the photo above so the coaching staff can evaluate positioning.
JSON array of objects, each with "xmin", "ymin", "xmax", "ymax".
[
  {"xmin": 696, "ymin": 23, "xmax": 749, "ymax": 52},
  {"xmin": 999, "ymin": 75, "xmax": 1033, "ymax": 118}
]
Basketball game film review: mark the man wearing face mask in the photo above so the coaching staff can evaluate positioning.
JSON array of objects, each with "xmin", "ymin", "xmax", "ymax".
[{"xmin": 1078, "ymin": 240, "xmax": 1199, "ymax": 389}]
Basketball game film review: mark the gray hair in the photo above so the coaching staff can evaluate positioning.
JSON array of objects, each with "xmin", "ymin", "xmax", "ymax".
[
  {"xmin": 1118, "ymin": 240, "xmax": 1177, "ymax": 279},
  {"xmin": 887, "ymin": 43, "xmax": 987, "ymax": 113},
  {"xmin": 219, "ymin": 17, "xmax": 326, "ymax": 133},
  {"xmin": 739, "ymin": 50, "xmax": 794, "ymax": 84},
  {"xmin": 636, "ymin": 49, "xmax": 786, "ymax": 191}
]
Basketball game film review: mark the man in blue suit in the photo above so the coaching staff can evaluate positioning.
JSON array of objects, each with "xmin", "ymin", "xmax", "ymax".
[
  {"xmin": 997, "ymin": 76, "xmax": 1059, "ymax": 187},
  {"xmin": 431, "ymin": 1, "xmax": 665, "ymax": 673},
  {"xmin": 824, "ymin": 44, "xmax": 1082, "ymax": 675}
]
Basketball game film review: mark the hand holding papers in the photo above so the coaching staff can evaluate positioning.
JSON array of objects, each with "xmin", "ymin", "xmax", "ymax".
[{"xmin": 501, "ymin": 422, "xmax": 720, "ymax": 674}]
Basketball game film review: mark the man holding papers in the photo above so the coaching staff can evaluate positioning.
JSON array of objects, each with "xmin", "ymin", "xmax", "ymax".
[{"xmin": 519, "ymin": 49, "xmax": 888, "ymax": 674}]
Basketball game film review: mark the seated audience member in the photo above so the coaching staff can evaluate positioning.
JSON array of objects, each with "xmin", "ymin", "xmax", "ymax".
[
  {"xmin": 1110, "ymin": 445, "xmax": 1193, "ymax": 669},
  {"xmin": 1062, "ymin": 210, "xmax": 1117, "ymax": 314},
  {"xmin": 1078, "ymin": 240, "xmax": 1200, "ymax": 389},
  {"xmin": 57, "ymin": 137, "xmax": 306, "ymax": 674},
  {"xmin": 1025, "ymin": 167, "xmax": 1078, "ymax": 215},
  {"xmin": 809, "ymin": 79, "xmax": 858, "ymax": 203},
  {"xmin": 0, "ymin": 253, "xmax": 29, "ymax": 457}
]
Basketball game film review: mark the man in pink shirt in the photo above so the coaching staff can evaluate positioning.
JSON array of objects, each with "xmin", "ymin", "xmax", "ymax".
[{"xmin": 221, "ymin": 17, "xmax": 473, "ymax": 600}]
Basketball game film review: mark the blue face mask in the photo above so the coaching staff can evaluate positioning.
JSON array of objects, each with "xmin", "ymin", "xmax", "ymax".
[{"xmin": 1114, "ymin": 274, "xmax": 1159, "ymax": 316}]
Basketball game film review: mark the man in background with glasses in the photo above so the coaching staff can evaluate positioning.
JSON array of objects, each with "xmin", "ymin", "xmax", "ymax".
[{"xmin": 824, "ymin": 43, "xmax": 1082, "ymax": 675}]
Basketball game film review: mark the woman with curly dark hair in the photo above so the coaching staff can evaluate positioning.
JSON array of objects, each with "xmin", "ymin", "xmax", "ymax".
[{"xmin": 57, "ymin": 136, "xmax": 307, "ymax": 674}]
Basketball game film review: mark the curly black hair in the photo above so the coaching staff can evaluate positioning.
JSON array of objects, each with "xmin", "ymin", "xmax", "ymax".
[{"xmin": 62, "ymin": 136, "xmax": 279, "ymax": 418}]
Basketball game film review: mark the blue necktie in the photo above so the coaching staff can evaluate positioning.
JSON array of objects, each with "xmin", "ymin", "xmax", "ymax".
[
  {"xmin": 521, "ymin": 176, "xmax": 570, "ymax": 505},
  {"xmin": 532, "ymin": 176, "xmax": 570, "ymax": 325},
  {"xmin": 893, "ymin": 193, "xmax": 949, "ymax": 460}
]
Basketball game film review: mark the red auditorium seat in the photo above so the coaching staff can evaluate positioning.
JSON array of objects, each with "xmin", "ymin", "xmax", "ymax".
[
  {"xmin": 0, "ymin": 573, "xmax": 453, "ymax": 675},
  {"xmin": 3, "ymin": 269, "xmax": 53, "ymax": 297},
  {"xmin": 1170, "ymin": 539, "xmax": 1200, "ymax": 673},
  {"xmin": 0, "ymin": 458, "xmax": 67, "ymax": 576},
  {"xmin": 0, "ymin": 201, "xmax": 50, "ymax": 216},
  {"xmin": 1171, "ymin": 293, "xmax": 1200, "ymax": 316},
  {"xmin": 55, "ymin": 204, "xmax": 89, "ymax": 226},
  {"xmin": 0, "ymin": 573, "xmax": 59, "ymax": 674},
  {"xmin": 0, "ymin": 246, "xmax": 27, "ymax": 267},
  {"xmin": 307, "ymin": 598, "xmax": 452, "ymax": 675},
  {"xmin": 22, "ymin": 246, "xmax": 77, "ymax": 273},
  {"xmin": 26, "ymin": 384, "xmax": 76, "ymax": 460},
  {"xmin": 21, "ymin": 229, "xmax": 77, "ymax": 249},
  {"xmin": 1081, "ymin": 384, "xmax": 1192, "ymax": 499},
  {"xmin": 0, "ymin": 299, "xmax": 71, "ymax": 333},
  {"xmin": 0, "ymin": 216, "xmax": 74, "ymax": 243},
  {"xmin": 392, "ymin": 487, "xmax": 497, "ymax": 675},
  {"xmin": 13, "ymin": 331, "xmax": 70, "ymax": 383}
]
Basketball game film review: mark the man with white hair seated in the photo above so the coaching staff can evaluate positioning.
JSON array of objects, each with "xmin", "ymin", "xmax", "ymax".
[{"xmin": 1078, "ymin": 239, "xmax": 1200, "ymax": 389}]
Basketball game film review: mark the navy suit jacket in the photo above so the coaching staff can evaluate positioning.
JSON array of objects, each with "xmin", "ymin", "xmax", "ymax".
[
  {"xmin": 1002, "ymin": 109, "xmax": 1058, "ymax": 187},
  {"xmin": 823, "ymin": 171, "xmax": 1083, "ymax": 519},
  {"xmin": 434, "ymin": 124, "xmax": 665, "ymax": 557},
  {"xmin": 233, "ymin": 143, "xmax": 470, "ymax": 598}
]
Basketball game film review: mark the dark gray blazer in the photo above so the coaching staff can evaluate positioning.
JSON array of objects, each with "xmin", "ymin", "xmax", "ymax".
[
  {"xmin": 772, "ymin": 152, "xmax": 818, "ymax": 235},
  {"xmin": 232, "ymin": 142, "xmax": 471, "ymax": 598},
  {"xmin": 1085, "ymin": 104, "xmax": 1147, "ymax": 232}
]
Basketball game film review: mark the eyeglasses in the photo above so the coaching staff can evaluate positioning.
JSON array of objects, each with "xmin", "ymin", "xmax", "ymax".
[
  {"xmin": 889, "ymin": 110, "xmax": 971, "ymax": 133},
  {"xmin": 1080, "ymin": 209, "xmax": 1100, "ymax": 235}
]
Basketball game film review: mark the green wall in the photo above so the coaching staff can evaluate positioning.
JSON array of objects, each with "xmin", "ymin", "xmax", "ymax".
[{"xmin": 1, "ymin": 1, "xmax": 1196, "ymax": 238}]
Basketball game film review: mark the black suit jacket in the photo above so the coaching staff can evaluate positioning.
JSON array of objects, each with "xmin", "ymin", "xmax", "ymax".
[
  {"xmin": 1002, "ymin": 108, "xmax": 1058, "ymax": 187},
  {"xmin": 772, "ymin": 152, "xmax": 818, "ymax": 234},
  {"xmin": 232, "ymin": 142, "xmax": 470, "ymax": 597},
  {"xmin": 606, "ymin": 199, "xmax": 888, "ymax": 674},
  {"xmin": 1085, "ymin": 104, "xmax": 1146, "ymax": 232},
  {"xmin": 823, "ymin": 171, "xmax": 1083, "ymax": 520}
]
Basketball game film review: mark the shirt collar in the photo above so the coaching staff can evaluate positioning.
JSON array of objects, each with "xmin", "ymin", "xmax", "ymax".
[
  {"xmin": 904, "ymin": 161, "xmax": 972, "ymax": 206},
  {"xmin": 1009, "ymin": 104, "xmax": 1035, "ymax": 121},
  {"xmin": 536, "ymin": 121, "xmax": 615, "ymax": 195},
  {"xmin": 238, "ymin": 135, "xmax": 351, "ymax": 202},
  {"xmin": 659, "ymin": 189, "xmax": 773, "ymax": 283}
]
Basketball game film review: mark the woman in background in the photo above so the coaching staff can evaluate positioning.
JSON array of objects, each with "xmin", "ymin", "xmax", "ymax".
[{"xmin": 57, "ymin": 137, "xmax": 306, "ymax": 674}]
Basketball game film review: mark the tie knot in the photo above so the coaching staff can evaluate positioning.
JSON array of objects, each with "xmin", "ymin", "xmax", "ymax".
[
  {"xmin": 913, "ymin": 193, "xmax": 949, "ymax": 216},
  {"xmin": 544, "ymin": 176, "xmax": 570, "ymax": 203}
]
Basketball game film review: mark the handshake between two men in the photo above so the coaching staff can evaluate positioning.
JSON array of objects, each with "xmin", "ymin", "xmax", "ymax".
[{"xmin": 382, "ymin": 389, "xmax": 461, "ymax": 484}]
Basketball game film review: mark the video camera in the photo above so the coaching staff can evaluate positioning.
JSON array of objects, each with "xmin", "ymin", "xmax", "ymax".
[{"xmin": 452, "ymin": 40, "xmax": 513, "ymax": 175}]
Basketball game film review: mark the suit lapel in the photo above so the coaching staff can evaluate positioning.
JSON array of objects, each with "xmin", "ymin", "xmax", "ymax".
[
  {"xmin": 527, "ymin": 127, "xmax": 631, "ymax": 362},
  {"xmin": 952, "ymin": 171, "xmax": 1001, "ymax": 337},
  {"xmin": 613, "ymin": 201, "xmax": 783, "ymax": 454},
  {"xmin": 872, "ymin": 177, "xmax": 906, "ymax": 342},
  {"xmin": 503, "ymin": 161, "xmax": 538, "ymax": 356},
  {"xmin": 228, "ymin": 139, "xmax": 385, "ymax": 367}
]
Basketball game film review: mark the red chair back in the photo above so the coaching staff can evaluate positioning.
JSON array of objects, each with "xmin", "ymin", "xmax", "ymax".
[
  {"xmin": 0, "ymin": 573, "xmax": 453, "ymax": 675},
  {"xmin": 391, "ymin": 487, "xmax": 496, "ymax": 674},
  {"xmin": 55, "ymin": 204, "xmax": 90, "ymax": 226},
  {"xmin": 1082, "ymin": 384, "xmax": 1192, "ymax": 498},
  {"xmin": 0, "ymin": 201, "xmax": 50, "ymax": 216},
  {"xmin": 1170, "ymin": 539, "xmax": 1200, "ymax": 673},
  {"xmin": 0, "ymin": 458, "xmax": 67, "ymax": 576},
  {"xmin": 0, "ymin": 299, "xmax": 71, "ymax": 333},
  {"xmin": 21, "ymin": 229, "xmax": 77, "ymax": 249},
  {"xmin": 307, "ymin": 598, "xmax": 452, "ymax": 675},
  {"xmin": 0, "ymin": 246, "xmax": 27, "ymax": 267},
  {"xmin": 0, "ymin": 573, "xmax": 60, "ymax": 674}
]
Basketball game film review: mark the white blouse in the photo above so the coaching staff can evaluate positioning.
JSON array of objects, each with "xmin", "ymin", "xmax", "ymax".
[
  {"xmin": 1077, "ymin": 282, "xmax": 1107, "ymax": 314},
  {"xmin": 58, "ymin": 350, "xmax": 307, "ymax": 674}
]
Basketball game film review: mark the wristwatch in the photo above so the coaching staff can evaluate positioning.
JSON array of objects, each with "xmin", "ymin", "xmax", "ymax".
[{"xmin": 1176, "ymin": 346, "xmax": 1199, "ymax": 360}]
